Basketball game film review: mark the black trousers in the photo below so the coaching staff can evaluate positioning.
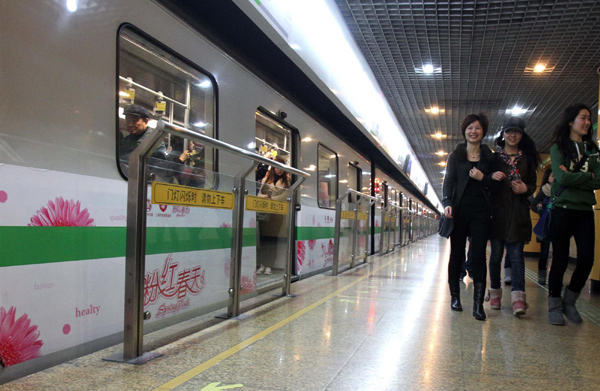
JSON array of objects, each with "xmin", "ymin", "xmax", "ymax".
[
  {"xmin": 549, "ymin": 208, "xmax": 595, "ymax": 297},
  {"xmin": 449, "ymin": 204, "xmax": 490, "ymax": 284}
]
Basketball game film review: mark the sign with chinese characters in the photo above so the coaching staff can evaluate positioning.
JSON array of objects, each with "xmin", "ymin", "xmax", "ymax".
[
  {"xmin": 245, "ymin": 195, "xmax": 288, "ymax": 215},
  {"xmin": 357, "ymin": 212, "xmax": 368, "ymax": 221},
  {"xmin": 151, "ymin": 182, "xmax": 234, "ymax": 210},
  {"xmin": 340, "ymin": 210, "xmax": 355, "ymax": 220}
]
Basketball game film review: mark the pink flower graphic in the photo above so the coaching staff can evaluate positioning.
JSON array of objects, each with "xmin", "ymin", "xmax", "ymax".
[
  {"xmin": 308, "ymin": 239, "xmax": 317, "ymax": 250},
  {"xmin": 0, "ymin": 191, "xmax": 7, "ymax": 203},
  {"xmin": 28, "ymin": 197, "xmax": 95, "ymax": 227},
  {"xmin": 220, "ymin": 222, "xmax": 232, "ymax": 228},
  {"xmin": 0, "ymin": 307, "xmax": 43, "ymax": 367},
  {"xmin": 241, "ymin": 272, "xmax": 257, "ymax": 295}
]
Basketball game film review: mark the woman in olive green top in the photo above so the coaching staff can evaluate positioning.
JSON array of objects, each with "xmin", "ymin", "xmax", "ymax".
[{"xmin": 548, "ymin": 103, "xmax": 600, "ymax": 325}]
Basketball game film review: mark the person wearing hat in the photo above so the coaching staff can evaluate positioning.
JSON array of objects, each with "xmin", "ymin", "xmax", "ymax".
[
  {"xmin": 487, "ymin": 116, "xmax": 540, "ymax": 316},
  {"xmin": 118, "ymin": 104, "xmax": 175, "ymax": 180},
  {"xmin": 442, "ymin": 113, "xmax": 504, "ymax": 320},
  {"xmin": 547, "ymin": 103, "xmax": 600, "ymax": 325},
  {"xmin": 119, "ymin": 104, "xmax": 154, "ymax": 157}
]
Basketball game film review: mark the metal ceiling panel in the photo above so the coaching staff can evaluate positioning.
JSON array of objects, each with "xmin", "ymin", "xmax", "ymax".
[{"xmin": 335, "ymin": 0, "xmax": 600, "ymax": 197}]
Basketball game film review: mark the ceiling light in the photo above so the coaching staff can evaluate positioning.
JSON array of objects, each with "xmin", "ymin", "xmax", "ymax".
[
  {"xmin": 302, "ymin": 137, "xmax": 313, "ymax": 142},
  {"xmin": 533, "ymin": 64, "xmax": 546, "ymax": 73},
  {"xmin": 304, "ymin": 165, "xmax": 316, "ymax": 171},
  {"xmin": 289, "ymin": 43, "xmax": 301, "ymax": 50},
  {"xmin": 506, "ymin": 106, "xmax": 528, "ymax": 116},
  {"xmin": 66, "ymin": 0, "xmax": 77, "ymax": 12},
  {"xmin": 434, "ymin": 150, "xmax": 448, "ymax": 156},
  {"xmin": 437, "ymin": 161, "xmax": 447, "ymax": 167},
  {"xmin": 431, "ymin": 132, "xmax": 447, "ymax": 140},
  {"xmin": 415, "ymin": 65, "xmax": 442, "ymax": 74},
  {"xmin": 425, "ymin": 107, "xmax": 445, "ymax": 114}
]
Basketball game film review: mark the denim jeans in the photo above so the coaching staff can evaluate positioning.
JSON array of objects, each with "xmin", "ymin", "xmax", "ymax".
[
  {"xmin": 549, "ymin": 208, "xmax": 595, "ymax": 297},
  {"xmin": 489, "ymin": 239, "xmax": 525, "ymax": 291}
]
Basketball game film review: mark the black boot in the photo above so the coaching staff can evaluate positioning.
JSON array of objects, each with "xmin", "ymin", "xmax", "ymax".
[
  {"xmin": 449, "ymin": 280, "xmax": 462, "ymax": 311},
  {"xmin": 473, "ymin": 281, "xmax": 486, "ymax": 321}
]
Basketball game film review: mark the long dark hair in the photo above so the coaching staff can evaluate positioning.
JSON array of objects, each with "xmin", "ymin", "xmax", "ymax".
[
  {"xmin": 495, "ymin": 131, "xmax": 541, "ymax": 165},
  {"xmin": 264, "ymin": 156, "xmax": 290, "ymax": 188},
  {"xmin": 552, "ymin": 103, "xmax": 597, "ymax": 161}
]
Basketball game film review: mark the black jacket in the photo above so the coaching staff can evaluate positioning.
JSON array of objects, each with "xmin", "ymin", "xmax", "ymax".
[
  {"xmin": 489, "ymin": 154, "xmax": 537, "ymax": 242},
  {"xmin": 442, "ymin": 143, "xmax": 496, "ymax": 213}
]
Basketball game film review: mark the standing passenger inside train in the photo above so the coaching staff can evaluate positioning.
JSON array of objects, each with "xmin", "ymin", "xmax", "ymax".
[
  {"xmin": 530, "ymin": 168, "xmax": 555, "ymax": 285},
  {"xmin": 487, "ymin": 117, "xmax": 539, "ymax": 316},
  {"xmin": 257, "ymin": 157, "xmax": 291, "ymax": 275},
  {"xmin": 548, "ymin": 103, "xmax": 600, "ymax": 325},
  {"xmin": 442, "ymin": 113, "xmax": 503, "ymax": 320}
]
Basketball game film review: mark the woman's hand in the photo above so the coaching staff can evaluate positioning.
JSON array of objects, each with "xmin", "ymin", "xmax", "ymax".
[
  {"xmin": 179, "ymin": 150, "xmax": 190, "ymax": 163},
  {"xmin": 511, "ymin": 180, "xmax": 527, "ymax": 194},
  {"xmin": 491, "ymin": 171, "xmax": 507, "ymax": 181},
  {"xmin": 469, "ymin": 167, "xmax": 484, "ymax": 181},
  {"xmin": 559, "ymin": 165, "xmax": 568, "ymax": 172},
  {"xmin": 444, "ymin": 206, "xmax": 453, "ymax": 218}
]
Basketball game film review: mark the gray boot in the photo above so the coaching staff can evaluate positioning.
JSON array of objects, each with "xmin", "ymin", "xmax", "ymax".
[
  {"xmin": 563, "ymin": 288, "xmax": 583, "ymax": 324},
  {"xmin": 538, "ymin": 269, "xmax": 547, "ymax": 285},
  {"xmin": 548, "ymin": 297, "xmax": 565, "ymax": 326}
]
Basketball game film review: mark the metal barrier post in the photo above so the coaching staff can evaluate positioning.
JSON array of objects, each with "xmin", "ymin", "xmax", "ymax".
[{"xmin": 226, "ymin": 164, "xmax": 256, "ymax": 318}]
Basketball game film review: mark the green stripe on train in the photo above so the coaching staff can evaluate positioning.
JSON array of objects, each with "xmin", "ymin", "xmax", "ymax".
[{"xmin": 0, "ymin": 227, "xmax": 256, "ymax": 267}]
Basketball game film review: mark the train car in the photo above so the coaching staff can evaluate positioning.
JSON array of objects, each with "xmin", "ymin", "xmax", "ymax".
[{"xmin": 0, "ymin": 0, "xmax": 436, "ymax": 382}]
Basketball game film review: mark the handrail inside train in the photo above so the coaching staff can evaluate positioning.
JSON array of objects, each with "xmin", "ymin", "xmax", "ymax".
[{"xmin": 156, "ymin": 120, "xmax": 310, "ymax": 178}]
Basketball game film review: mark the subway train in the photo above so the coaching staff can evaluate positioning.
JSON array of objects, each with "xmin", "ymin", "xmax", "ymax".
[{"xmin": 0, "ymin": 0, "xmax": 437, "ymax": 381}]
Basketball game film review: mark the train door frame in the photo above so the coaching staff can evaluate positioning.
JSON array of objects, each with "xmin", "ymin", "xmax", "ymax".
[
  {"xmin": 347, "ymin": 161, "xmax": 362, "ymax": 203},
  {"xmin": 254, "ymin": 107, "xmax": 300, "ymax": 278}
]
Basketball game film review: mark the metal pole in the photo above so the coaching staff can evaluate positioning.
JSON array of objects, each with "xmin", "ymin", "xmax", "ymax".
[
  {"xmin": 227, "ymin": 163, "xmax": 256, "ymax": 318},
  {"xmin": 122, "ymin": 128, "xmax": 166, "ymax": 362}
]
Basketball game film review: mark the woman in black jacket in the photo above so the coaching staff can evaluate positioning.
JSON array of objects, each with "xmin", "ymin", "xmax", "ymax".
[
  {"xmin": 442, "ymin": 113, "xmax": 504, "ymax": 320},
  {"xmin": 487, "ymin": 117, "xmax": 539, "ymax": 317}
]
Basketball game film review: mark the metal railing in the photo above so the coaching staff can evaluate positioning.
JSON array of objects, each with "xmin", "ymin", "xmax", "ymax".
[
  {"xmin": 107, "ymin": 120, "xmax": 309, "ymax": 364},
  {"xmin": 332, "ymin": 189, "xmax": 379, "ymax": 276},
  {"xmin": 379, "ymin": 203, "xmax": 402, "ymax": 255}
]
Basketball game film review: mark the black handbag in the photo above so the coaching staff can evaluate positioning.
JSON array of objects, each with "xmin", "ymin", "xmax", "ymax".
[{"xmin": 438, "ymin": 216, "xmax": 454, "ymax": 238}]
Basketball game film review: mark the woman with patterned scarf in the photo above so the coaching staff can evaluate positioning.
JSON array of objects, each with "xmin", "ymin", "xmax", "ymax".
[{"xmin": 487, "ymin": 116, "xmax": 540, "ymax": 316}]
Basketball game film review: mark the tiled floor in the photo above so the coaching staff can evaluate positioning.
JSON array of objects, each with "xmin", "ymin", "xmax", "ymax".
[{"xmin": 3, "ymin": 236, "xmax": 600, "ymax": 391}]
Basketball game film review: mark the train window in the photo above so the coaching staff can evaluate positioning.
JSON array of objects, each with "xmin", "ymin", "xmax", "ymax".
[
  {"xmin": 254, "ymin": 110, "xmax": 292, "ymax": 173},
  {"xmin": 117, "ymin": 26, "xmax": 216, "ymax": 185},
  {"xmin": 317, "ymin": 144, "xmax": 338, "ymax": 208}
]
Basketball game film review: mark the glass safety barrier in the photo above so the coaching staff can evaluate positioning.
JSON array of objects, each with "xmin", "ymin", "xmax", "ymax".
[
  {"xmin": 244, "ymin": 178, "xmax": 292, "ymax": 294},
  {"xmin": 332, "ymin": 190, "xmax": 379, "ymax": 276},
  {"xmin": 107, "ymin": 120, "xmax": 309, "ymax": 364}
]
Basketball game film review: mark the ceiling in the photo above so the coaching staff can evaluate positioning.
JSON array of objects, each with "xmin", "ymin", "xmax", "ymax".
[{"xmin": 334, "ymin": 0, "xmax": 600, "ymax": 198}]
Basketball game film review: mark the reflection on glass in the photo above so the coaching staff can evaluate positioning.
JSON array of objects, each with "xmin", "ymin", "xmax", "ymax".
[{"xmin": 318, "ymin": 145, "xmax": 337, "ymax": 208}]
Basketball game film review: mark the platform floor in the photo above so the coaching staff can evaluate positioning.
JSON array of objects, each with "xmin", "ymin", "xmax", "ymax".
[{"xmin": 3, "ymin": 236, "xmax": 600, "ymax": 391}]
